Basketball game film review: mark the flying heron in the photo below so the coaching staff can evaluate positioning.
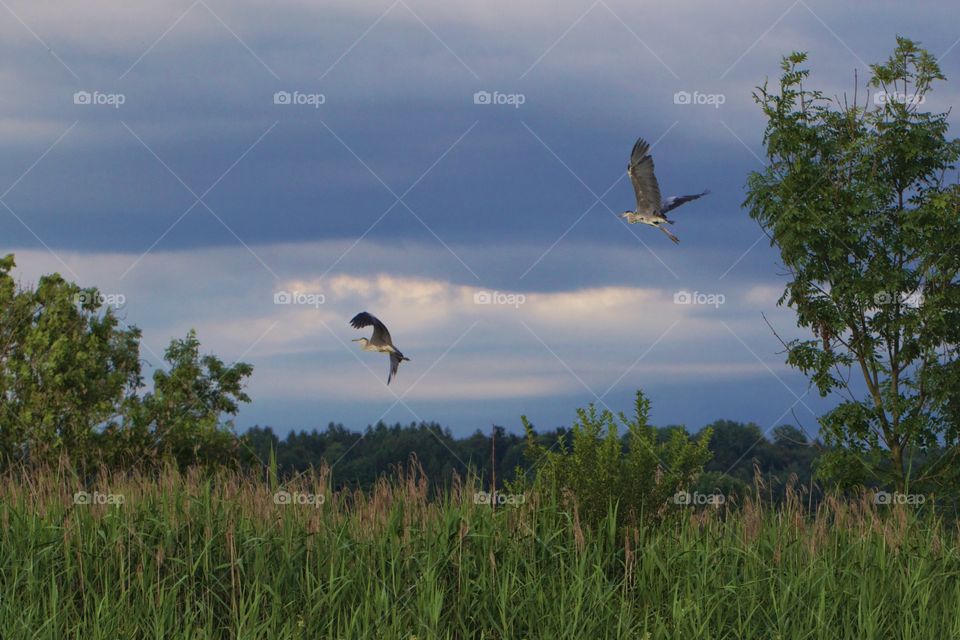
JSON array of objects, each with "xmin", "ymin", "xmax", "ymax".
[
  {"xmin": 350, "ymin": 311, "xmax": 410, "ymax": 385},
  {"xmin": 620, "ymin": 137, "xmax": 709, "ymax": 244}
]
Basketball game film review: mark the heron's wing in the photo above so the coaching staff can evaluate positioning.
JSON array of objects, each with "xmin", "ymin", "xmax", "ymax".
[
  {"xmin": 661, "ymin": 189, "xmax": 709, "ymax": 215},
  {"xmin": 349, "ymin": 311, "xmax": 392, "ymax": 345},
  {"xmin": 387, "ymin": 352, "xmax": 402, "ymax": 385},
  {"xmin": 659, "ymin": 225, "xmax": 680, "ymax": 244},
  {"xmin": 628, "ymin": 138, "xmax": 662, "ymax": 216}
]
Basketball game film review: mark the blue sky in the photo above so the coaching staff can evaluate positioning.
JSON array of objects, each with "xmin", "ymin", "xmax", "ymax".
[{"xmin": 2, "ymin": 0, "xmax": 958, "ymax": 439}]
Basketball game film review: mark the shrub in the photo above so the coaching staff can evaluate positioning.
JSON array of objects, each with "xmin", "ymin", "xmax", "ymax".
[{"xmin": 520, "ymin": 390, "xmax": 713, "ymax": 528}]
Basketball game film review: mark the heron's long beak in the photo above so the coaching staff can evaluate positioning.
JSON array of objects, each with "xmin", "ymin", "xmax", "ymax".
[{"xmin": 351, "ymin": 338, "xmax": 361, "ymax": 342}]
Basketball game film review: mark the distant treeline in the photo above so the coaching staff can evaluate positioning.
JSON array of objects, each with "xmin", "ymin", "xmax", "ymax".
[{"xmin": 244, "ymin": 419, "xmax": 824, "ymax": 499}]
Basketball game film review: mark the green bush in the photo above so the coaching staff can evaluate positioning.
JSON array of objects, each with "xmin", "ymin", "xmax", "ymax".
[{"xmin": 521, "ymin": 390, "xmax": 713, "ymax": 528}]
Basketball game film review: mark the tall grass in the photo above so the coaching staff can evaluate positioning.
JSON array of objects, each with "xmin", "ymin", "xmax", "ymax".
[{"xmin": 1, "ymin": 460, "xmax": 959, "ymax": 639}]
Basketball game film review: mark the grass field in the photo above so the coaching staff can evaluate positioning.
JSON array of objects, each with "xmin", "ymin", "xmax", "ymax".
[{"xmin": 2, "ymin": 463, "xmax": 959, "ymax": 639}]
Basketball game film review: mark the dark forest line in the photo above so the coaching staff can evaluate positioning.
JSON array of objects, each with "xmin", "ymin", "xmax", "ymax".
[{"xmin": 244, "ymin": 419, "xmax": 823, "ymax": 500}]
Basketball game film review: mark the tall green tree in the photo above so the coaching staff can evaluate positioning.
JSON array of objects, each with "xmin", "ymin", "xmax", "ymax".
[
  {"xmin": 745, "ymin": 38, "xmax": 960, "ymax": 491},
  {"xmin": 116, "ymin": 330, "xmax": 254, "ymax": 469},
  {"xmin": 0, "ymin": 255, "xmax": 142, "ymax": 466},
  {"xmin": 0, "ymin": 255, "xmax": 254, "ymax": 470}
]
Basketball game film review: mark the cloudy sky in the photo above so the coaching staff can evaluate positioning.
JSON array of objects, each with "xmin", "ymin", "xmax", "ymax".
[{"xmin": 2, "ymin": 0, "xmax": 958, "ymax": 439}]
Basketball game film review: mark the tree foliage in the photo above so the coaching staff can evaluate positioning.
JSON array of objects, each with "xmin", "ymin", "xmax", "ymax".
[
  {"xmin": 0, "ymin": 255, "xmax": 253, "ymax": 470},
  {"xmin": 521, "ymin": 390, "xmax": 713, "ymax": 527},
  {"xmin": 745, "ymin": 38, "xmax": 960, "ymax": 491},
  {"xmin": 104, "ymin": 330, "xmax": 253, "ymax": 469},
  {"xmin": 0, "ymin": 255, "xmax": 141, "ymax": 467}
]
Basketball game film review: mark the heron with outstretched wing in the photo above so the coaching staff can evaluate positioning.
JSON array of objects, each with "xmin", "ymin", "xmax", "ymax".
[
  {"xmin": 621, "ymin": 137, "xmax": 709, "ymax": 244},
  {"xmin": 350, "ymin": 311, "xmax": 410, "ymax": 385}
]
